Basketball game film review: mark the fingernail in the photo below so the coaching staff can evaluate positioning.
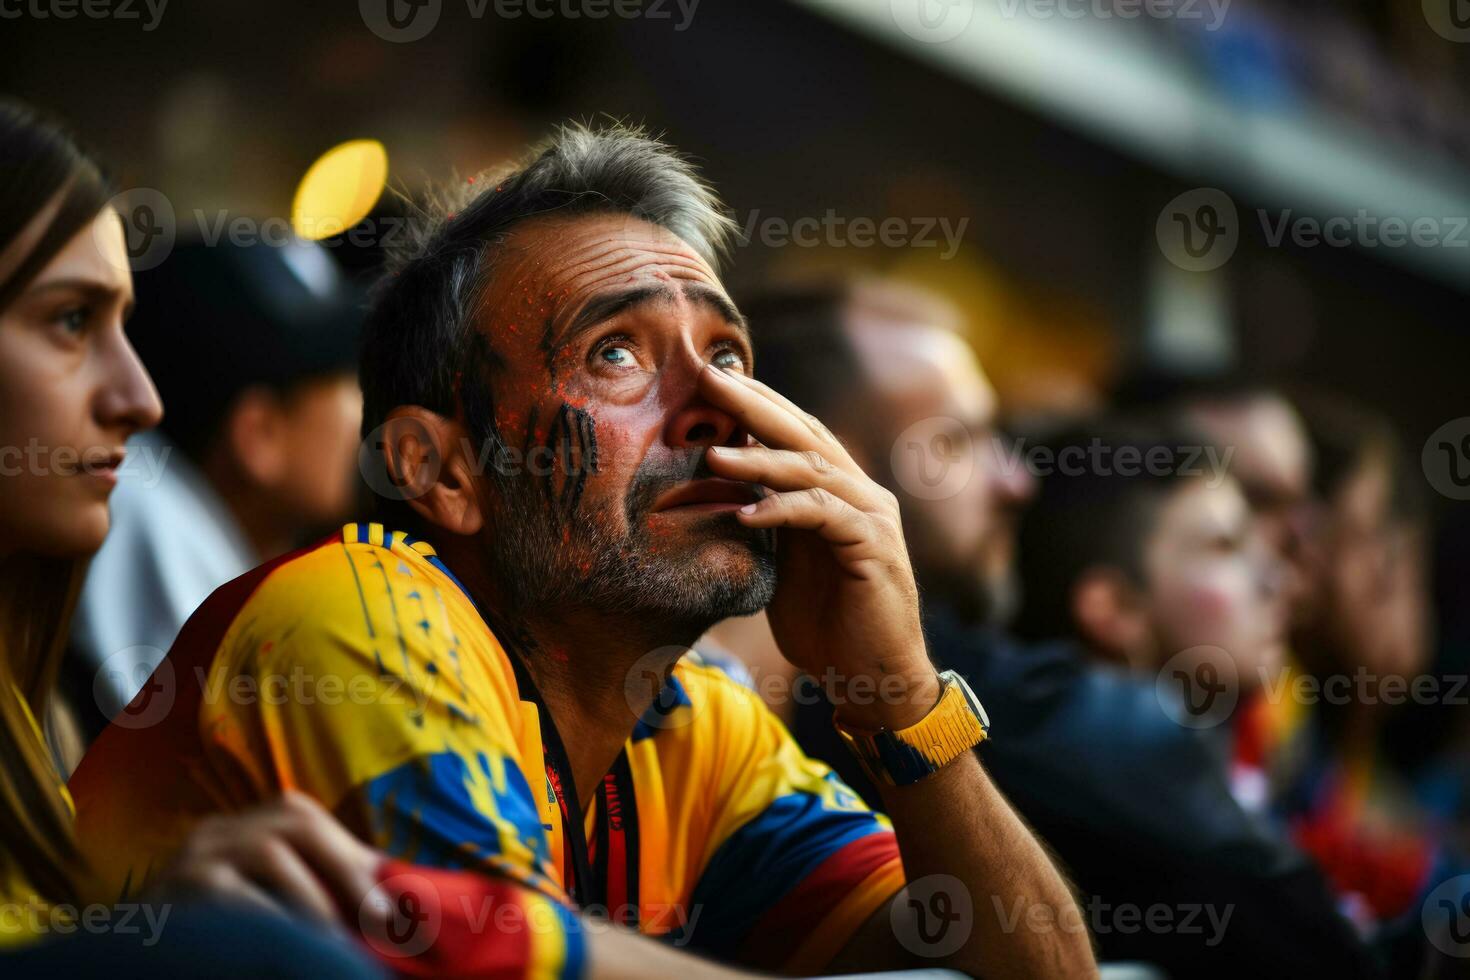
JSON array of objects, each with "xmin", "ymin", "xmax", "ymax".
[
  {"xmin": 708, "ymin": 446, "xmax": 727, "ymax": 456},
  {"xmin": 739, "ymin": 502, "xmax": 758, "ymax": 514}
]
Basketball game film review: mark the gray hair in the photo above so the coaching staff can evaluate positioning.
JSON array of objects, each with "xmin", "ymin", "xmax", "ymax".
[{"xmin": 360, "ymin": 122, "xmax": 738, "ymax": 454}]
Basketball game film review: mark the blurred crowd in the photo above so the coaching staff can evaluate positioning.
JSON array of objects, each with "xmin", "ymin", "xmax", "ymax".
[
  {"xmin": 1, "ymin": 90, "xmax": 1468, "ymax": 980},
  {"xmin": 1147, "ymin": 0, "xmax": 1470, "ymax": 164}
]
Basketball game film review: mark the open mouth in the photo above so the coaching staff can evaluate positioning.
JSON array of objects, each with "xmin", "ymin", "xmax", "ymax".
[{"xmin": 650, "ymin": 478, "xmax": 761, "ymax": 514}]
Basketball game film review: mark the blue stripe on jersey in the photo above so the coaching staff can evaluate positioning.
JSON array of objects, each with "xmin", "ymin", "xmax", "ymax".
[
  {"xmin": 681, "ymin": 782, "xmax": 886, "ymax": 953},
  {"xmin": 363, "ymin": 750, "xmax": 551, "ymax": 873},
  {"xmin": 632, "ymin": 673, "xmax": 692, "ymax": 742}
]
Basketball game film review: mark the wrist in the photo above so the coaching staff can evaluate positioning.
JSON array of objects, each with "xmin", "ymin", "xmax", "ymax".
[
  {"xmin": 829, "ymin": 663, "xmax": 943, "ymax": 732},
  {"xmin": 833, "ymin": 669, "xmax": 990, "ymax": 788}
]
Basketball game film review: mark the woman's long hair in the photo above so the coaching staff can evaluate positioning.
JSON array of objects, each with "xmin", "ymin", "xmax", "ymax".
[{"xmin": 0, "ymin": 99, "xmax": 115, "ymax": 905}]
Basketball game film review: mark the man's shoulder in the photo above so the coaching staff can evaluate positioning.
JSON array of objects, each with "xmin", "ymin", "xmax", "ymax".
[
  {"xmin": 191, "ymin": 522, "xmax": 495, "ymax": 681},
  {"xmin": 211, "ymin": 523, "xmax": 445, "ymax": 627}
]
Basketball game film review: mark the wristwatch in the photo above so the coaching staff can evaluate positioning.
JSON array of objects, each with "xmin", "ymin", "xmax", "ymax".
[{"xmin": 833, "ymin": 670, "xmax": 990, "ymax": 787}]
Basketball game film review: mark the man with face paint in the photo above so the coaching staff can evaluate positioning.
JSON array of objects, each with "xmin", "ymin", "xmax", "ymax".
[{"xmin": 69, "ymin": 125, "xmax": 1092, "ymax": 979}]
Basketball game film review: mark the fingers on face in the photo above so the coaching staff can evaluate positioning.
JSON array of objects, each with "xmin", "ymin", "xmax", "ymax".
[
  {"xmin": 735, "ymin": 486, "xmax": 871, "ymax": 547},
  {"xmin": 699, "ymin": 366, "xmax": 857, "ymax": 472},
  {"xmin": 708, "ymin": 445, "xmax": 880, "ymax": 512}
]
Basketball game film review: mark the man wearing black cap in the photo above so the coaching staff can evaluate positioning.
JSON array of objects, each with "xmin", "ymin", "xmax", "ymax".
[{"xmin": 66, "ymin": 237, "xmax": 365, "ymax": 739}]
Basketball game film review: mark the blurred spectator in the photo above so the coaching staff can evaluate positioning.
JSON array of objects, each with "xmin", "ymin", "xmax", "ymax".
[
  {"xmin": 1115, "ymin": 381, "xmax": 1313, "ymax": 813},
  {"xmin": 736, "ymin": 278, "xmax": 1378, "ymax": 978},
  {"xmin": 1267, "ymin": 395, "xmax": 1441, "ymax": 941},
  {"xmin": 65, "ymin": 239, "xmax": 364, "ymax": 739},
  {"xmin": 1012, "ymin": 420, "xmax": 1288, "ymax": 691},
  {"xmin": 1170, "ymin": 381, "xmax": 1316, "ymax": 628},
  {"xmin": 1133, "ymin": 377, "xmax": 1467, "ymax": 972}
]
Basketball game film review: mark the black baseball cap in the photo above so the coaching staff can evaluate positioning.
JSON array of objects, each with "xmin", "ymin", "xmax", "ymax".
[{"xmin": 128, "ymin": 236, "xmax": 365, "ymax": 458}]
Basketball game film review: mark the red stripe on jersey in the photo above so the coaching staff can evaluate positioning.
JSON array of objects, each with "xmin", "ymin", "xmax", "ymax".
[
  {"xmin": 741, "ymin": 831, "xmax": 901, "ymax": 970},
  {"xmin": 359, "ymin": 859, "xmax": 534, "ymax": 979}
]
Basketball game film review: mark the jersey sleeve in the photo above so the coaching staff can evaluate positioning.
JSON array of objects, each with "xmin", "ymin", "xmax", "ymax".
[
  {"xmin": 198, "ymin": 534, "xmax": 583, "ymax": 979},
  {"xmin": 680, "ymin": 663, "xmax": 906, "ymax": 974}
]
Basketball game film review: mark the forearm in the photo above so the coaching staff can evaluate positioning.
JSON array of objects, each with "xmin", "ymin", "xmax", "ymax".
[
  {"xmin": 583, "ymin": 926, "xmax": 753, "ymax": 980},
  {"xmin": 876, "ymin": 751, "xmax": 1097, "ymax": 980}
]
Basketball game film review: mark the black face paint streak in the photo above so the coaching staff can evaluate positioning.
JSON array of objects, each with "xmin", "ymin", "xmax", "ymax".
[{"xmin": 549, "ymin": 402, "xmax": 599, "ymax": 518}]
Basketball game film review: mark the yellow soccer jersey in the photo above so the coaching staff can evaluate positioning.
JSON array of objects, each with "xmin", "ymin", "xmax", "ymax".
[{"xmin": 71, "ymin": 523, "xmax": 905, "ymax": 977}]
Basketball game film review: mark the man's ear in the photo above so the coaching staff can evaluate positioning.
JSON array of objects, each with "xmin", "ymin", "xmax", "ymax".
[
  {"xmin": 225, "ymin": 386, "xmax": 289, "ymax": 487},
  {"xmin": 379, "ymin": 407, "xmax": 484, "ymax": 536},
  {"xmin": 1072, "ymin": 567, "xmax": 1153, "ymax": 670}
]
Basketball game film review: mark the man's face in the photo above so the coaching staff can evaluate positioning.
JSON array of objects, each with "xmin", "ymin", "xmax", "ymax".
[
  {"xmin": 848, "ymin": 316, "xmax": 1035, "ymax": 624},
  {"xmin": 1142, "ymin": 476, "xmax": 1287, "ymax": 691},
  {"xmin": 465, "ymin": 213, "xmax": 774, "ymax": 626},
  {"xmin": 1320, "ymin": 455, "xmax": 1429, "ymax": 679},
  {"xmin": 1185, "ymin": 396, "xmax": 1313, "ymax": 622}
]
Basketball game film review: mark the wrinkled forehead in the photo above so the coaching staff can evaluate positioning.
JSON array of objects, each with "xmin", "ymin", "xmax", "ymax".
[{"xmin": 472, "ymin": 212, "xmax": 730, "ymax": 359}]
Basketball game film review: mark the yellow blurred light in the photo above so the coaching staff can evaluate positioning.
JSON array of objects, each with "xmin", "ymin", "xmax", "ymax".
[{"xmin": 291, "ymin": 139, "xmax": 388, "ymax": 241}]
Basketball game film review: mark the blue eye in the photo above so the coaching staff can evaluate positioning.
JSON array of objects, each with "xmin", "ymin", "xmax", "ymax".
[
  {"xmin": 712, "ymin": 349, "xmax": 745, "ymax": 371},
  {"xmin": 600, "ymin": 345, "xmax": 635, "ymax": 367},
  {"xmin": 58, "ymin": 307, "xmax": 89, "ymax": 334}
]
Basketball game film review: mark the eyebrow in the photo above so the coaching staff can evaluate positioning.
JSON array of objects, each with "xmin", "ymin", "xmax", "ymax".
[
  {"xmin": 25, "ymin": 277, "xmax": 120, "ymax": 296},
  {"xmin": 544, "ymin": 282, "xmax": 749, "ymax": 356}
]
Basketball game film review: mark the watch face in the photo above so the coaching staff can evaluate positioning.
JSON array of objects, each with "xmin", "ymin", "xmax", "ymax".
[{"xmin": 940, "ymin": 670, "xmax": 990, "ymax": 733}]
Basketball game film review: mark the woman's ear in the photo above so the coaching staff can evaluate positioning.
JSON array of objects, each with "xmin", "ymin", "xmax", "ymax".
[
  {"xmin": 1072, "ymin": 566, "xmax": 1154, "ymax": 671},
  {"xmin": 379, "ymin": 407, "xmax": 484, "ymax": 536}
]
